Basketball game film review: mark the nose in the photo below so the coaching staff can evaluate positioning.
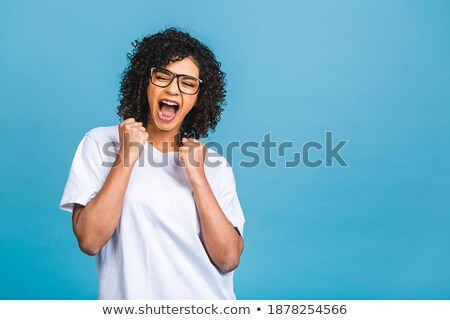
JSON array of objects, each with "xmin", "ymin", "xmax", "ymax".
[{"xmin": 165, "ymin": 77, "xmax": 180, "ymax": 95}]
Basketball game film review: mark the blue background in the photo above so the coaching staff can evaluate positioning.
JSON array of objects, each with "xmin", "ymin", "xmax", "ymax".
[{"xmin": 1, "ymin": 0, "xmax": 449, "ymax": 299}]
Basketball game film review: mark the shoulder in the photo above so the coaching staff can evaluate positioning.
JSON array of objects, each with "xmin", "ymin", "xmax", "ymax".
[
  {"xmin": 204, "ymin": 147, "xmax": 235, "ymax": 186},
  {"xmin": 84, "ymin": 125, "xmax": 119, "ymax": 146},
  {"xmin": 77, "ymin": 125, "xmax": 119, "ymax": 162}
]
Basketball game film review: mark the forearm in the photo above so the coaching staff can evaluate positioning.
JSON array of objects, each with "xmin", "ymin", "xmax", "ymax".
[
  {"xmin": 191, "ymin": 176, "xmax": 243, "ymax": 273},
  {"xmin": 73, "ymin": 151, "xmax": 133, "ymax": 255}
]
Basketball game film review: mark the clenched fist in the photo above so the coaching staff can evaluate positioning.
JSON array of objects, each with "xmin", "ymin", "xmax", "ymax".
[
  {"xmin": 179, "ymin": 137, "xmax": 207, "ymax": 185},
  {"xmin": 118, "ymin": 118, "xmax": 148, "ymax": 167}
]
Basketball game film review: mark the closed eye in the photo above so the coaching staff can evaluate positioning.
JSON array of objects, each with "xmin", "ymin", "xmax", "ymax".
[
  {"xmin": 182, "ymin": 81, "xmax": 195, "ymax": 87},
  {"xmin": 156, "ymin": 76, "xmax": 170, "ymax": 81}
]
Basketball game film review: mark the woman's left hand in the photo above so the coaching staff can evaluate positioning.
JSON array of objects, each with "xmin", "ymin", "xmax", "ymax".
[{"xmin": 179, "ymin": 137, "xmax": 207, "ymax": 185}]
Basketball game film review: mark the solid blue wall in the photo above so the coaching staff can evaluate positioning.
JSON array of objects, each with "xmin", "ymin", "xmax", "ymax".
[{"xmin": 0, "ymin": 0, "xmax": 449, "ymax": 299}]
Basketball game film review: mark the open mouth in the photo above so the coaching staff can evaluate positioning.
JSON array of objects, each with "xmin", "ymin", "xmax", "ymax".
[{"xmin": 157, "ymin": 99, "xmax": 180, "ymax": 122}]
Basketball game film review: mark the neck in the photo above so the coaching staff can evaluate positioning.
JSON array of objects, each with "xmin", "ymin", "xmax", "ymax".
[{"xmin": 145, "ymin": 122, "xmax": 181, "ymax": 153}]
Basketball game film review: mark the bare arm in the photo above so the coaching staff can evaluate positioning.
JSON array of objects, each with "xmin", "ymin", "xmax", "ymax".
[
  {"xmin": 72, "ymin": 118, "xmax": 148, "ymax": 255},
  {"xmin": 179, "ymin": 137, "xmax": 244, "ymax": 273},
  {"xmin": 192, "ymin": 178, "xmax": 244, "ymax": 273},
  {"xmin": 72, "ymin": 153, "xmax": 133, "ymax": 255}
]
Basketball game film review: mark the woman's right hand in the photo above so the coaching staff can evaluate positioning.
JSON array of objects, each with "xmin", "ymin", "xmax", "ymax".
[
  {"xmin": 74, "ymin": 118, "xmax": 148, "ymax": 256},
  {"xmin": 118, "ymin": 118, "xmax": 149, "ymax": 166}
]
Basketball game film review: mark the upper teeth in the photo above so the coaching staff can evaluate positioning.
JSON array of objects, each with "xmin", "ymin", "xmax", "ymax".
[{"xmin": 161, "ymin": 100, "xmax": 178, "ymax": 106}]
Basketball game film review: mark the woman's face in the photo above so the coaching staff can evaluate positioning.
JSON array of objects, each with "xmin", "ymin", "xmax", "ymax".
[{"xmin": 146, "ymin": 56, "xmax": 199, "ymax": 134}]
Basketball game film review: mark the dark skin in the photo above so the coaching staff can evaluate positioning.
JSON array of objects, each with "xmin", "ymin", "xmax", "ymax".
[{"xmin": 72, "ymin": 57, "xmax": 243, "ymax": 273}]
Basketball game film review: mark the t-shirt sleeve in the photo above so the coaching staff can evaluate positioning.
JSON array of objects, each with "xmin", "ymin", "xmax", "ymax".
[
  {"xmin": 217, "ymin": 161, "xmax": 246, "ymax": 238},
  {"xmin": 59, "ymin": 133, "xmax": 107, "ymax": 214}
]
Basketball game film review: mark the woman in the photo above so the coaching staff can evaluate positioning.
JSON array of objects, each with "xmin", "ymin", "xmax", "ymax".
[{"xmin": 59, "ymin": 28, "xmax": 245, "ymax": 299}]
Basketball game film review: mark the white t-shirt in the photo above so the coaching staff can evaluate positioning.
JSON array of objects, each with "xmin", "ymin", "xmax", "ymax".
[{"xmin": 59, "ymin": 125, "xmax": 245, "ymax": 299}]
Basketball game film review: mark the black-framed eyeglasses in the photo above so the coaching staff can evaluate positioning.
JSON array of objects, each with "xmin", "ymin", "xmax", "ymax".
[{"xmin": 150, "ymin": 67, "xmax": 203, "ymax": 95}]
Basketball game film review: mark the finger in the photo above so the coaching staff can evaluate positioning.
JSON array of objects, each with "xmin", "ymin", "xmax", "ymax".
[
  {"xmin": 123, "ymin": 118, "xmax": 135, "ymax": 124},
  {"xmin": 125, "ymin": 122, "xmax": 143, "ymax": 129},
  {"xmin": 180, "ymin": 141, "xmax": 195, "ymax": 148},
  {"xmin": 188, "ymin": 138, "xmax": 201, "ymax": 146},
  {"xmin": 188, "ymin": 138, "xmax": 202, "ymax": 147},
  {"xmin": 132, "ymin": 122, "xmax": 145, "ymax": 129}
]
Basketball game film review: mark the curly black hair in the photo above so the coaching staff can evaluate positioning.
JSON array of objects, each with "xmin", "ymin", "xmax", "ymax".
[{"xmin": 117, "ymin": 27, "xmax": 226, "ymax": 138}]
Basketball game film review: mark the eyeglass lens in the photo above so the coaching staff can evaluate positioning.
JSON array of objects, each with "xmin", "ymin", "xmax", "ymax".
[{"xmin": 151, "ymin": 68, "xmax": 200, "ymax": 95}]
